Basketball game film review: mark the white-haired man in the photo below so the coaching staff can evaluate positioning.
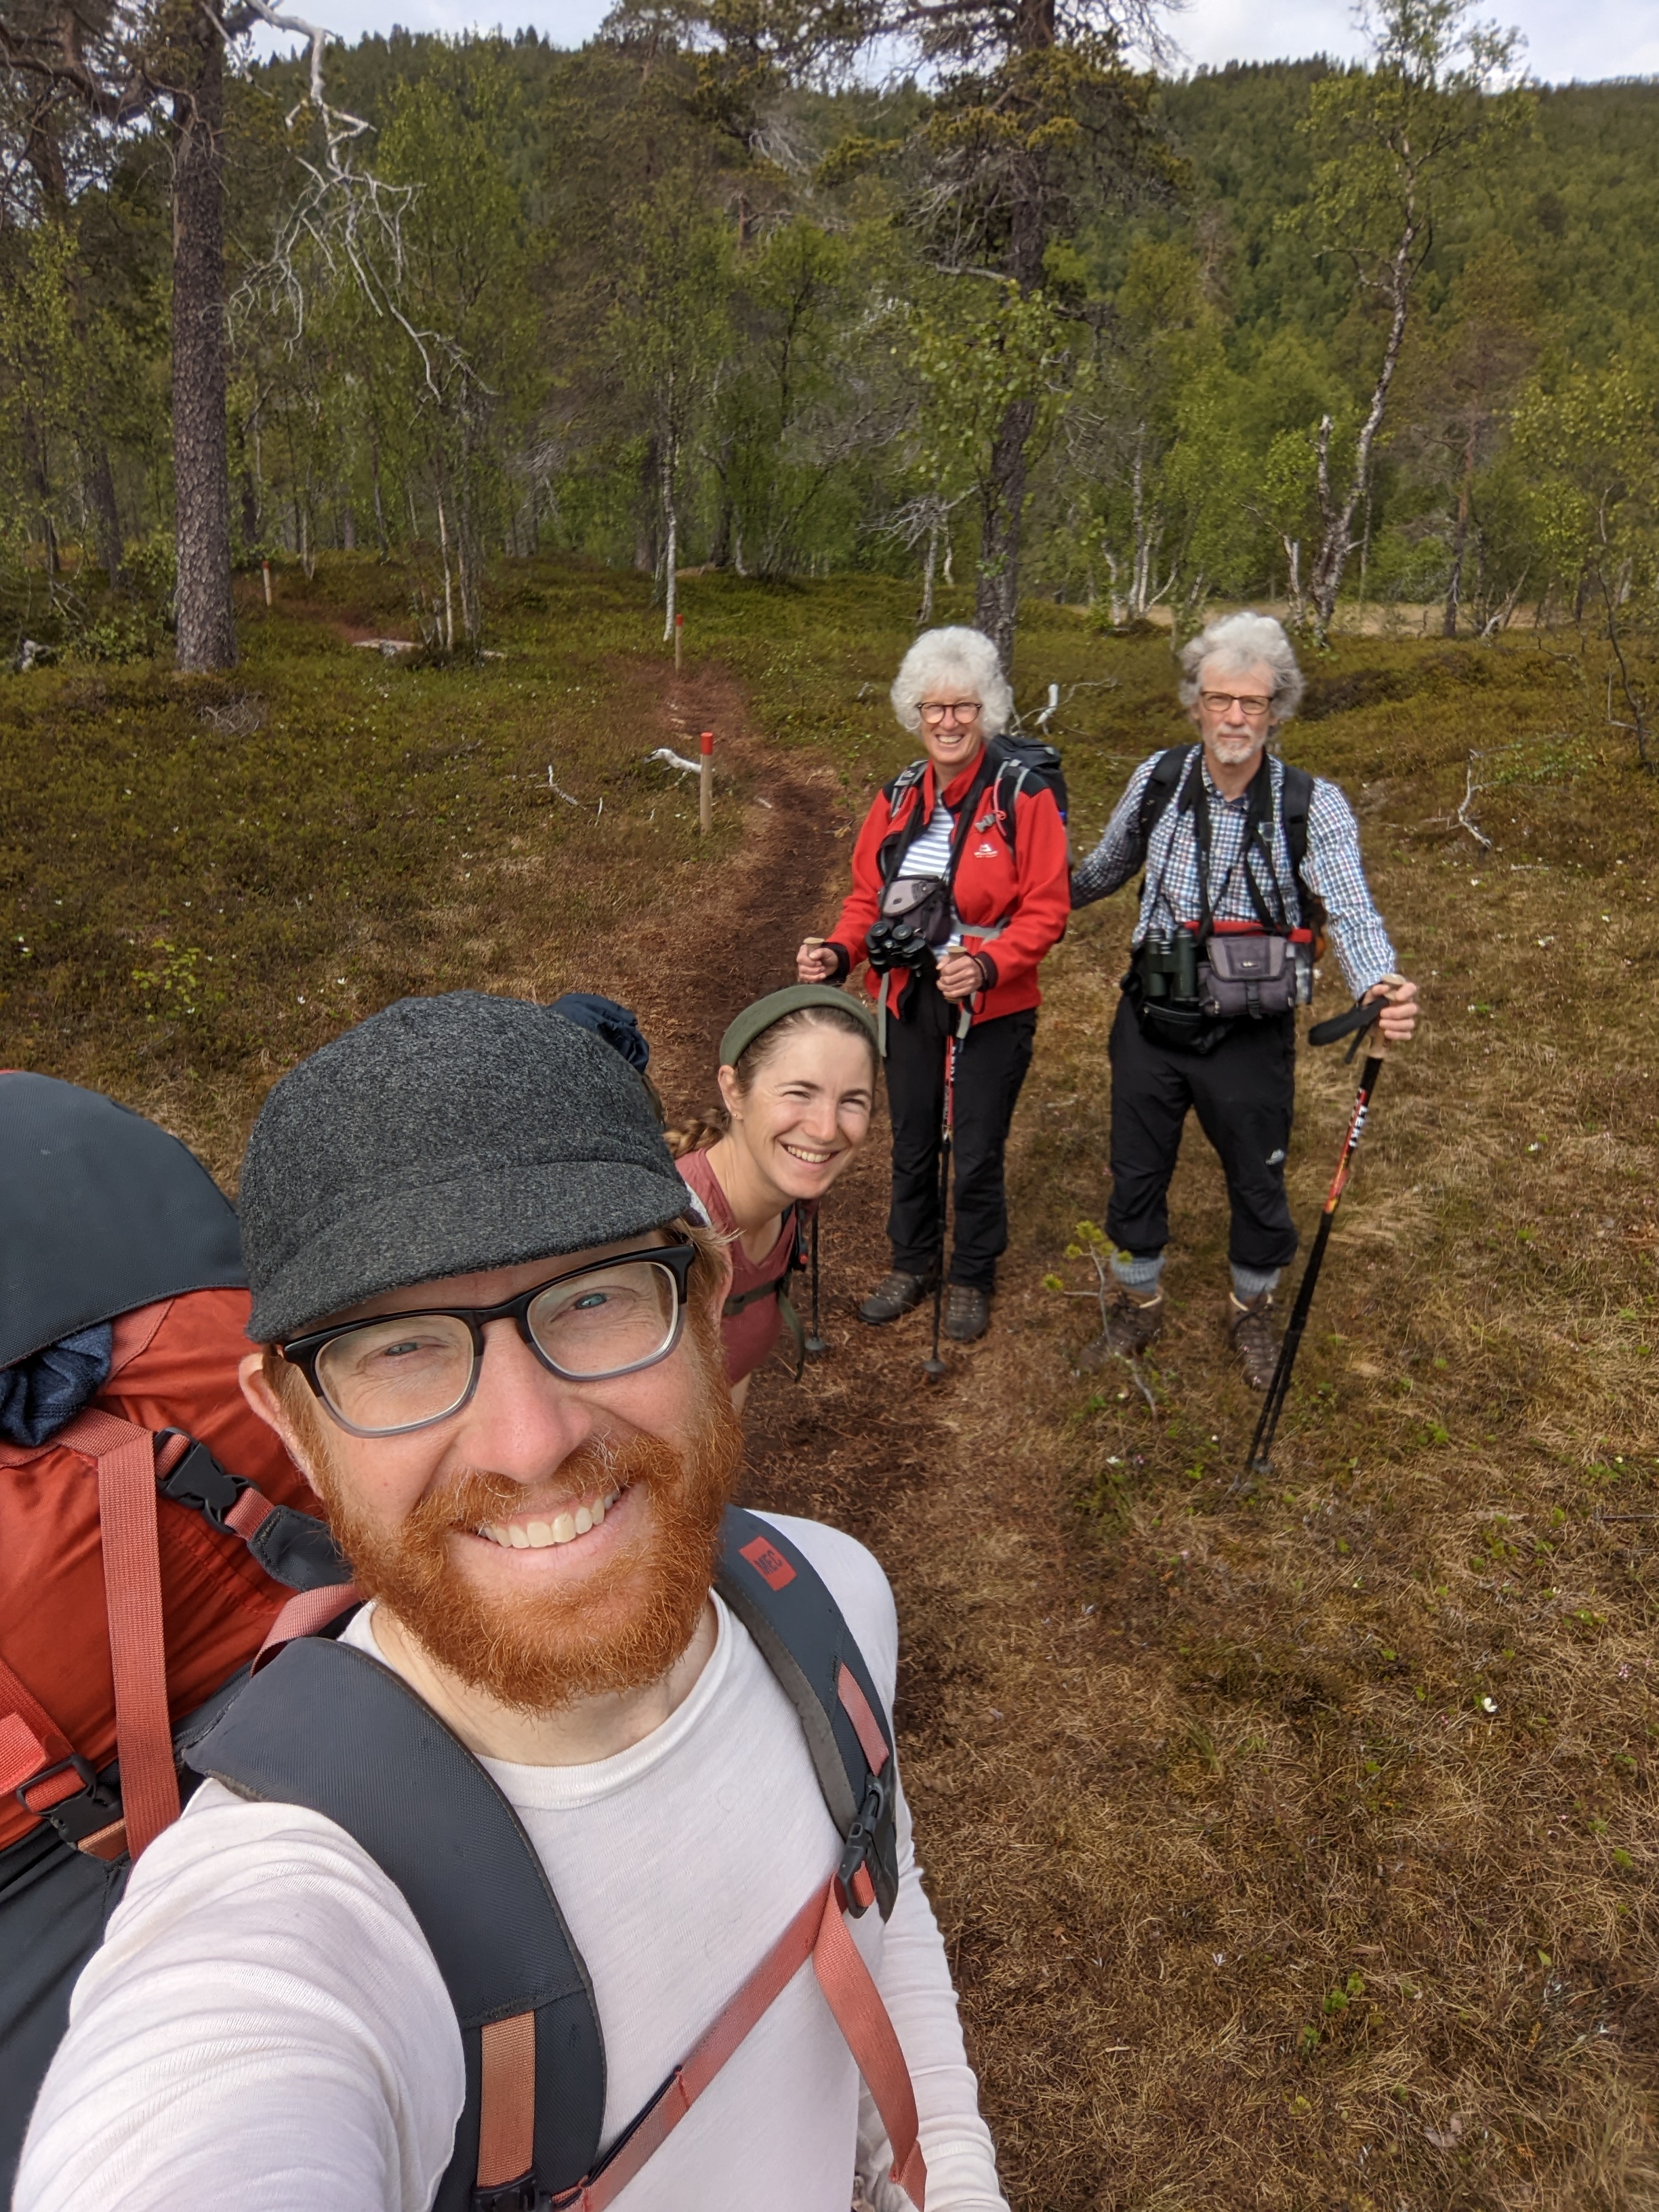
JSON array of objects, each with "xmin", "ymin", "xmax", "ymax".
[{"xmin": 1069, "ymin": 612, "xmax": 1418, "ymax": 1388}]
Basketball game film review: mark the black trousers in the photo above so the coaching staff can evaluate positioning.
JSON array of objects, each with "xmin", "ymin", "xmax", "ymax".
[
  {"xmin": 1105, "ymin": 992, "xmax": 1299, "ymax": 1273},
  {"xmin": 885, "ymin": 972, "xmax": 1037, "ymax": 1292}
]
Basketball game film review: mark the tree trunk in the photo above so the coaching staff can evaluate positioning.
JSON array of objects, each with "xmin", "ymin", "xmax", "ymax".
[
  {"xmin": 83, "ymin": 443, "xmax": 124, "ymax": 584},
  {"xmin": 918, "ymin": 520, "xmax": 937, "ymax": 629},
  {"xmin": 976, "ymin": 394, "xmax": 1033, "ymax": 668},
  {"xmin": 661, "ymin": 428, "xmax": 678, "ymax": 644},
  {"xmin": 369, "ymin": 428, "xmax": 390, "ymax": 560},
  {"xmin": 1442, "ymin": 416, "xmax": 1478, "ymax": 638},
  {"xmin": 1308, "ymin": 218, "xmax": 1416, "ymax": 636},
  {"xmin": 171, "ymin": 24, "xmax": 235, "ymax": 670},
  {"xmin": 436, "ymin": 488, "xmax": 455, "ymax": 651}
]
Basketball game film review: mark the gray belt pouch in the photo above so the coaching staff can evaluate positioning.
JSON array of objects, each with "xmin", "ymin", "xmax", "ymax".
[
  {"xmin": 1199, "ymin": 933, "xmax": 1311, "ymax": 1019},
  {"xmin": 880, "ymin": 876, "xmax": 954, "ymax": 945}
]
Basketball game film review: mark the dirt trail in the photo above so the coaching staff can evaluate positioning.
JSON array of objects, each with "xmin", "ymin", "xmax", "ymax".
[{"xmin": 583, "ymin": 656, "xmax": 1097, "ymax": 2206}]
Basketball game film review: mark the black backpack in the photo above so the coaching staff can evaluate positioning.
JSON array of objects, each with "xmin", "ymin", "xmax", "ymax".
[
  {"xmin": 879, "ymin": 731, "xmax": 1069, "ymax": 882},
  {"xmin": 1131, "ymin": 743, "xmax": 1318, "ymax": 926},
  {"xmin": 186, "ymin": 1504, "xmax": 914, "ymax": 2212}
]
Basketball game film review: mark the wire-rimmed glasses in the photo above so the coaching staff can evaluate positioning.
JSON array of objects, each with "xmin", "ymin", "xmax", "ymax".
[{"xmin": 1199, "ymin": 691, "xmax": 1273, "ymax": 718}]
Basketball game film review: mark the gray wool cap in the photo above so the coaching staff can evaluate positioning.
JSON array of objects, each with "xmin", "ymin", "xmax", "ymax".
[{"xmin": 240, "ymin": 991, "xmax": 691, "ymax": 1342}]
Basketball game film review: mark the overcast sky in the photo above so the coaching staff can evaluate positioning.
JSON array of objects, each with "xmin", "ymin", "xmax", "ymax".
[{"xmin": 257, "ymin": 0, "xmax": 1659, "ymax": 89}]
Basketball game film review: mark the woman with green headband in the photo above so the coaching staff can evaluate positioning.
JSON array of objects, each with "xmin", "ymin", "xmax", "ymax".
[{"xmin": 666, "ymin": 985, "xmax": 880, "ymax": 1408}]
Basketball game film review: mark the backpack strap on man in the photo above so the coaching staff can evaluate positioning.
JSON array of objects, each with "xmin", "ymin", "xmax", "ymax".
[
  {"xmin": 1133, "ymin": 743, "xmax": 1197, "ymax": 869},
  {"xmin": 190, "ymin": 1639, "xmax": 608, "ymax": 2212},
  {"xmin": 715, "ymin": 1505, "xmax": 899, "ymax": 1920},
  {"xmin": 1279, "ymin": 762, "xmax": 1322, "ymax": 930},
  {"xmin": 157, "ymin": 1433, "xmax": 351, "ymax": 1593}
]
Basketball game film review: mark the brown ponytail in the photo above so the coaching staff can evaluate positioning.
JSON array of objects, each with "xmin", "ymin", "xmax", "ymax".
[{"xmin": 662, "ymin": 1111, "xmax": 726, "ymax": 1159}]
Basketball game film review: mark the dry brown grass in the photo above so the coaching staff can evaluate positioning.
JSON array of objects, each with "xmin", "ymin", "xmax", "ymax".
[
  {"xmin": 3, "ymin": 559, "xmax": 1656, "ymax": 2208},
  {"xmin": 853, "ymin": 636, "xmax": 1659, "ymax": 2211}
]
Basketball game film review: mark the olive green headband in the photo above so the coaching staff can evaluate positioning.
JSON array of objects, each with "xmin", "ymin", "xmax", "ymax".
[{"xmin": 718, "ymin": 984, "xmax": 879, "ymax": 1072}]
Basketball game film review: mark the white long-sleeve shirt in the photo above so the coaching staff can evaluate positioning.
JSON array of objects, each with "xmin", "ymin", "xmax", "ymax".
[{"xmin": 15, "ymin": 1512, "xmax": 1006, "ymax": 2212}]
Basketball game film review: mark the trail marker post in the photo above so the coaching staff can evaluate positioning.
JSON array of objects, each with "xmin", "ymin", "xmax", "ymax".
[
  {"xmin": 262, "ymin": 560, "xmax": 272, "ymax": 608},
  {"xmin": 674, "ymin": 611, "xmax": 683, "ymax": 672},
  {"xmin": 699, "ymin": 730, "xmax": 714, "ymax": 836}
]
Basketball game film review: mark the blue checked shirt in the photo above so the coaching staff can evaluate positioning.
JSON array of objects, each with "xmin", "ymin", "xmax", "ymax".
[{"xmin": 1071, "ymin": 747, "xmax": 1397, "ymax": 998}]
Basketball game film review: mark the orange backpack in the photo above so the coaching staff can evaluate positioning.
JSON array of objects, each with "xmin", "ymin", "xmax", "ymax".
[{"xmin": 0, "ymin": 1073, "xmax": 346, "ymax": 2184}]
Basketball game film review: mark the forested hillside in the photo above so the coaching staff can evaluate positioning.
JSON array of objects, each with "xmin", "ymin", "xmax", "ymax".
[{"xmin": 1, "ymin": 8, "xmax": 1655, "ymax": 695}]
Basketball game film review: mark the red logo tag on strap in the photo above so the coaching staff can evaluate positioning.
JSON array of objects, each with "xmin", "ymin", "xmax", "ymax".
[{"xmin": 739, "ymin": 1536, "xmax": 796, "ymax": 1591}]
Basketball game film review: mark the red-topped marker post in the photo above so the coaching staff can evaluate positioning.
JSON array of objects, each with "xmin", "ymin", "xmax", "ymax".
[{"xmin": 699, "ymin": 730, "xmax": 714, "ymax": 838}]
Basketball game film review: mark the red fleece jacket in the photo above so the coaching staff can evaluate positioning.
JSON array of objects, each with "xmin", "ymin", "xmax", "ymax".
[{"xmin": 825, "ymin": 750, "xmax": 1071, "ymax": 1023}]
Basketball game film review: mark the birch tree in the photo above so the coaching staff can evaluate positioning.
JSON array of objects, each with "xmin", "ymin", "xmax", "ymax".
[{"xmin": 1294, "ymin": 0, "xmax": 1531, "ymax": 637}]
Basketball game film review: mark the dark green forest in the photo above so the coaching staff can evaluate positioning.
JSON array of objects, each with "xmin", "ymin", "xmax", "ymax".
[{"xmin": 1, "ymin": 0, "xmax": 1656, "ymax": 698}]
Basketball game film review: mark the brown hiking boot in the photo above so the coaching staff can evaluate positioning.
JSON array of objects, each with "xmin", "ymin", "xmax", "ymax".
[
  {"xmin": 859, "ymin": 1269, "xmax": 933, "ymax": 1324},
  {"xmin": 1078, "ymin": 1287, "xmax": 1164, "ymax": 1370},
  {"xmin": 1229, "ymin": 1291, "xmax": 1280, "ymax": 1391},
  {"xmin": 943, "ymin": 1285, "xmax": 991, "ymax": 1343}
]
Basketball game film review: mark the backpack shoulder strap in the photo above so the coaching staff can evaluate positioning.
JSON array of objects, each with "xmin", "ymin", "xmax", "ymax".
[
  {"xmin": 1279, "ymin": 762, "xmax": 1317, "ymax": 922},
  {"xmin": 1280, "ymin": 762, "xmax": 1313, "ymax": 867},
  {"xmin": 1134, "ymin": 744, "xmax": 1196, "ymax": 866},
  {"xmin": 877, "ymin": 760, "xmax": 931, "ymax": 891},
  {"xmin": 189, "ymin": 1638, "xmax": 607, "ymax": 2212},
  {"xmin": 715, "ymin": 1504, "xmax": 898, "ymax": 1921}
]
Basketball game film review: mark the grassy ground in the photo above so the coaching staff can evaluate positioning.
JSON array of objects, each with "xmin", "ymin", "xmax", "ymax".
[{"xmin": 3, "ymin": 556, "xmax": 1656, "ymax": 2208}]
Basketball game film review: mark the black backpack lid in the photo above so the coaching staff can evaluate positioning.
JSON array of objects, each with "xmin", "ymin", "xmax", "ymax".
[{"xmin": 0, "ymin": 1072, "xmax": 245, "ymax": 1368}]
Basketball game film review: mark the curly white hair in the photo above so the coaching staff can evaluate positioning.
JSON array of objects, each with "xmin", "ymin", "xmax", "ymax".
[
  {"xmin": 1179, "ymin": 611, "xmax": 1305, "ymax": 724},
  {"xmin": 890, "ymin": 626, "xmax": 1013, "ymax": 738}
]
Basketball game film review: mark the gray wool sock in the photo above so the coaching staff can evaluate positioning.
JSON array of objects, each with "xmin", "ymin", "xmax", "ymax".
[
  {"xmin": 1231, "ymin": 1262, "xmax": 1282, "ymax": 1303},
  {"xmin": 1110, "ymin": 1248, "xmax": 1165, "ymax": 1298}
]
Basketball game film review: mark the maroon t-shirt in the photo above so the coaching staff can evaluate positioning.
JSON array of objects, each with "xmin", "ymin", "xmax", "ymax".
[{"xmin": 676, "ymin": 1145, "xmax": 796, "ymax": 1385}]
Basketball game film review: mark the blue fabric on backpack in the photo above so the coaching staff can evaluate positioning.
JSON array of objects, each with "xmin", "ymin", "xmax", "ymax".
[
  {"xmin": 0, "ymin": 1322, "xmax": 114, "ymax": 1448},
  {"xmin": 549, "ymin": 993, "xmax": 651, "ymax": 1073}
]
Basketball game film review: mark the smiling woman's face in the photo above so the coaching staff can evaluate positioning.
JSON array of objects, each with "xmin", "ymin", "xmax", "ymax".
[
  {"xmin": 719, "ymin": 1023, "xmax": 876, "ymax": 1207},
  {"xmin": 916, "ymin": 689, "xmax": 985, "ymax": 775}
]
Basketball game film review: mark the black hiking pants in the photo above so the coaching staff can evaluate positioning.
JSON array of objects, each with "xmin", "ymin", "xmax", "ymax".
[
  {"xmin": 885, "ymin": 972, "xmax": 1037, "ymax": 1293},
  {"xmin": 1105, "ymin": 992, "xmax": 1299, "ymax": 1272}
]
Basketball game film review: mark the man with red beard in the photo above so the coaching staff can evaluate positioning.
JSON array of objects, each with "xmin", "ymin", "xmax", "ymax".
[{"xmin": 15, "ymin": 994, "xmax": 1007, "ymax": 2212}]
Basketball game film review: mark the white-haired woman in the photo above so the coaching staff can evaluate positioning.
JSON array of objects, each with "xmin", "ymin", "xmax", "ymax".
[
  {"xmin": 1069, "ymin": 609, "xmax": 1418, "ymax": 1390},
  {"xmin": 796, "ymin": 625, "xmax": 1070, "ymax": 1344}
]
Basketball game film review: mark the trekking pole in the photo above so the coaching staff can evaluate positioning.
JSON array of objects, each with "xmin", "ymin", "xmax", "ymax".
[
  {"xmin": 922, "ymin": 1002, "xmax": 971, "ymax": 1380},
  {"xmin": 804, "ymin": 1212, "xmax": 827, "ymax": 1357},
  {"xmin": 1244, "ymin": 1000, "xmax": 1385, "ymax": 1478}
]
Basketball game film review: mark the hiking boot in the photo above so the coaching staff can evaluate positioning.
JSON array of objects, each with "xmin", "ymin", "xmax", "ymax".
[
  {"xmin": 943, "ymin": 1285, "xmax": 991, "ymax": 1343},
  {"xmin": 1229, "ymin": 1291, "xmax": 1280, "ymax": 1391},
  {"xmin": 1077, "ymin": 1288, "xmax": 1164, "ymax": 1370},
  {"xmin": 859, "ymin": 1269, "xmax": 934, "ymax": 1324}
]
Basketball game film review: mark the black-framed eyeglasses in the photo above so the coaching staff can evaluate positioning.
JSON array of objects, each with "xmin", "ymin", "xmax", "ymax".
[
  {"xmin": 279, "ymin": 1242, "xmax": 699, "ymax": 1437},
  {"xmin": 920, "ymin": 701, "xmax": 981, "ymax": 724}
]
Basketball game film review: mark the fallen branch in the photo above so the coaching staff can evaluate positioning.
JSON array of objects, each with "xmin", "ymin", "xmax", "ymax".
[{"xmin": 1456, "ymin": 751, "xmax": 1493, "ymax": 851}]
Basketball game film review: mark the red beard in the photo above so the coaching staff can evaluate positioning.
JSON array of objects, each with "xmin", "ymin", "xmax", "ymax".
[{"xmin": 303, "ymin": 1378, "xmax": 743, "ymax": 1715}]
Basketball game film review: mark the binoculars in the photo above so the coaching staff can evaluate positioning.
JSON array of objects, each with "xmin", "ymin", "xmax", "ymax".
[
  {"xmin": 1140, "ymin": 929, "xmax": 1200, "ymax": 1003},
  {"xmin": 866, "ymin": 918, "xmax": 935, "ymax": 975}
]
